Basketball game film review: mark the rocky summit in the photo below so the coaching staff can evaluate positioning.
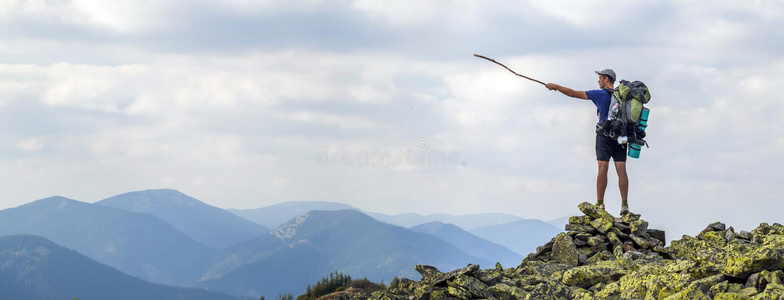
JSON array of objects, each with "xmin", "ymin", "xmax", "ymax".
[{"xmin": 350, "ymin": 202, "xmax": 784, "ymax": 300}]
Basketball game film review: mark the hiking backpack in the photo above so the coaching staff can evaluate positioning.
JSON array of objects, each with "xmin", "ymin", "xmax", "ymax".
[{"xmin": 599, "ymin": 80, "xmax": 651, "ymax": 146}]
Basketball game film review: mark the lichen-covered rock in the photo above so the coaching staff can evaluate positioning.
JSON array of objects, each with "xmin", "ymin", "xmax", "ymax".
[
  {"xmin": 586, "ymin": 235, "xmax": 605, "ymax": 247},
  {"xmin": 447, "ymin": 284, "xmax": 471, "ymax": 300},
  {"xmin": 551, "ymin": 233, "xmax": 579, "ymax": 267},
  {"xmin": 319, "ymin": 287, "xmax": 372, "ymax": 300},
  {"xmin": 449, "ymin": 274, "xmax": 489, "ymax": 298},
  {"xmin": 486, "ymin": 283, "xmax": 528, "ymax": 300},
  {"xmin": 565, "ymin": 223, "xmax": 596, "ymax": 233},
  {"xmin": 604, "ymin": 231, "xmax": 622, "ymax": 248},
  {"xmin": 622, "ymin": 212, "xmax": 641, "ymax": 223},
  {"xmin": 417, "ymin": 263, "xmax": 480, "ymax": 288},
  {"xmin": 367, "ymin": 204, "xmax": 784, "ymax": 300},
  {"xmin": 757, "ymin": 286, "xmax": 784, "ymax": 300},
  {"xmin": 590, "ymin": 218, "xmax": 613, "ymax": 234},
  {"xmin": 523, "ymin": 280, "xmax": 572, "ymax": 300},
  {"xmin": 561, "ymin": 260, "xmax": 626, "ymax": 288},
  {"xmin": 665, "ymin": 274, "xmax": 725, "ymax": 300},
  {"xmin": 414, "ymin": 264, "xmax": 441, "ymax": 284},
  {"xmin": 476, "ymin": 268, "xmax": 504, "ymax": 286},
  {"xmin": 569, "ymin": 286, "xmax": 593, "ymax": 300},
  {"xmin": 593, "ymin": 281, "xmax": 621, "ymax": 299},
  {"xmin": 700, "ymin": 230, "xmax": 729, "ymax": 248},
  {"xmin": 618, "ymin": 269, "xmax": 690, "ymax": 299},
  {"xmin": 584, "ymin": 250, "xmax": 613, "ymax": 265},
  {"xmin": 713, "ymin": 292, "xmax": 752, "ymax": 299},
  {"xmin": 738, "ymin": 230, "xmax": 753, "ymax": 240},
  {"xmin": 630, "ymin": 220, "xmax": 649, "ymax": 235},
  {"xmin": 517, "ymin": 260, "xmax": 570, "ymax": 279},
  {"xmin": 569, "ymin": 215, "xmax": 592, "ymax": 226},
  {"xmin": 578, "ymin": 202, "xmax": 613, "ymax": 223},
  {"xmin": 723, "ymin": 245, "xmax": 784, "ymax": 277},
  {"xmin": 629, "ymin": 234, "xmax": 653, "ymax": 249},
  {"xmin": 648, "ymin": 229, "xmax": 667, "ymax": 244},
  {"xmin": 710, "ymin": 280, "xmax": 731, "ymax": 296},
  {"xmin": 709, "ymin": 221, "xmax": 728, "ymax": 232},
  {"xmin": 738, "ymin": 286, "xmax": 760, "ymax": 297}
]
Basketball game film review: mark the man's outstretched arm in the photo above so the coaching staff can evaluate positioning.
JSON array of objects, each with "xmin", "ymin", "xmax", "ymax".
[{"xmin": 545, "ymin": 83, "xmax": 588, "ymax": 100}]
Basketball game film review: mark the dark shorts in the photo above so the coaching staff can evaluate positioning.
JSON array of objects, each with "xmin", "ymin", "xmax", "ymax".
[{"xmin": 596, "ymin": 134, "xmax": 627, "ymax": 162}]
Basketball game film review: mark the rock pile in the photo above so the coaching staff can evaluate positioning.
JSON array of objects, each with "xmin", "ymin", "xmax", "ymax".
[
  {"xmin": 526, "ymin": 201, "xmax": 667, "ymax": 267},
  {"xmin": 364, "ymin": 202, "xmax": 784, "ymax": 300}
]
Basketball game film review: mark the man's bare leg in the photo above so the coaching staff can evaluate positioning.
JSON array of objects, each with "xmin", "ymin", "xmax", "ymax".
[
  {"xmin": 615, "ymin": 161, "xmax": 629, "ymax": 210},
  {"xmin": 597, "ymin": 161, "xmax": 610, "ymax": 207}
]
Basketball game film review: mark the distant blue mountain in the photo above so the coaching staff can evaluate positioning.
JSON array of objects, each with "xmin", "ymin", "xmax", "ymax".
[
  {"xmin": 200, "ymin": 210, "xmax": 490, "ymax": 299},
  {"xmin": 0, "ymin": 196, "xmax": 213, "ymax": 285},
  {"xmin": 0, "ymin": 235, "xmax": 252, "ymax": 300},
  {"xmin": 470, "ymin": 219, "xmax": 564, "ymax": 256},
  {"xmin": 98, "ymin": 189, "xmax": 268, "ymax": 249},
  {"xmin": 0, "ymin": 192, "xmax": 566, "ymax": 298},
  {"xmin": 229, "ymin": 201, "xmax": 357, "ymax": 228},
  {"xmin": 367, "ymin": 212, "xmax": 523, "ymax": 230},
  {"xmin": 231, "ymin": 201, "xmax": 526, "ymax": 231},
  {"xmin": 546, "ymin": 215, "xmax": 575, "ymax": 229},
  {"xmin": 410, "ymin": 221, "xmax": 523, "ymax": 267}
]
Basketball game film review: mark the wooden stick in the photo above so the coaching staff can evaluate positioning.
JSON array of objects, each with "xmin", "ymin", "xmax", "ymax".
[{"xmin": 473, "ymin": 54, "xmax": 546, "ymax": 86}]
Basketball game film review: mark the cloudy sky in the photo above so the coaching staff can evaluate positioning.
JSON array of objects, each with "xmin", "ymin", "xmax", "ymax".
[{"xmin": 1, "ymin": 0, "xmax": 782, "ymax": 238}]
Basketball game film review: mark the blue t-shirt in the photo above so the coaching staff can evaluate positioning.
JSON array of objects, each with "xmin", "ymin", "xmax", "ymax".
[{"xmin": 586, "ymin": 89, "xmax": 612, "ymax": 123}]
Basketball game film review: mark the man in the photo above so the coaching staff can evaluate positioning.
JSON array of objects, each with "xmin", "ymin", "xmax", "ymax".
[{"xmin": 544, "ymin": 69, "xmax": 629, "ymax": 215}]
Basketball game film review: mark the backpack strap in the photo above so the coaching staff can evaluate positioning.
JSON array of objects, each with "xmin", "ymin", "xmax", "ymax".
[{"xmin": 597, "ymin": 88, "xmax": 613, "ymax": 119}]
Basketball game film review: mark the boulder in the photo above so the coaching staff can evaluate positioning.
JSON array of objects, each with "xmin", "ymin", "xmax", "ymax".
[
  {"xmin": 630, "ymin": 220, "xmax": 649, "ymax": 236},
  {"xmin": 723, "ymin": 246, "xmax": 784, "ymax": 277},
  {"xmin": 551, "ymin": 233, "xmax": 579, "ymax": 267},
  {"xmin": 590, "ymin": 218, "xmax": 613, "ymax": 234},
  {"xmin": 709, "ymin": 221, "xmax": 727, "ymax": 232},
  {"xmin": 561, "ymin": 260, "xmax": 626, "ymax": 288},
  {"xmin": 565, "ymin": 223, "xmax": 596, "ymax": 233},
  {"xmin": 622, "ymin": 212, "xmax": 641, "ymax": 223},
  {"xmin": 525, "ymin": 281, "xmax": 572, "ymax": 300},
  {"xmin": 486, "ymin": 283, "xmax": 528, "ymax": 300},
  {"xmin": 569, "ymin": 215, "xmax": 592, "ymax": 225},
  {"xmin": 449, "ymin": 274, "xmax": 488, "ymax": 299},
  {"xmin": 578, "ymin": 202, "xmax": 613, "ymax": 223},
  {"xmin": 648, "ymin": 229, "xmax": 666, "ymax": 243}
]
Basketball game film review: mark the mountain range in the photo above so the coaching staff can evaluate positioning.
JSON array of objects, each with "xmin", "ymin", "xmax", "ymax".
[
  {"xmin": 469, "ymin": 219, "xmax": 564, "ymax": 255},
  {"xmin": 409, "ymin": 221, "xmax": 522, "ymax": 267},
  {"xmin": 199, "ymin": 209, "xmax": 491, "ymax": 298},
  {"xmin": 228, "ymin": 201, "xmax": 561, "ymax": 257},
  {"xmin": 228, "ymin": 201, "xmax": 532, "ymax": 232},
  {"xmin": 367, "ymin": 212, "xmax": 525, "ymax": 230},
  {"xmin": 0, "ymin": 189, "xmax": 566, "ymax": 299},
  {"xmin": 98, "ymin": 189, "xmax": 268, "ymax": 249},
  {"xmin": 229, "ymin": 201, "xmax": 355, "ymax": 228},
  {"xmin": 0, "ymin": 235, "xmax": 251, "ymax": 300},
  {"xmin": 0, "ymin": 196, "xmax": 212, "ymax": 284}
]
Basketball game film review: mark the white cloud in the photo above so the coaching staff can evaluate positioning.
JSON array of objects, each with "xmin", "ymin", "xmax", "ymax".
[
  {"xmin": 14, "ymin": 137, "xmax": 44, "ymax": 152},
  {"xmin": 273, "ymin": 177, "xmax": 291, "ymax": 187},
  {"xmin": 274, "ymin": 111, "xmax": 384, "ymax": 130},
  {"xmin": 0, "ymin": 80, "xmax": 33, "ymax": 107},
  {"xmin": 0, "ymin": 0, "xmax": 783, "ymax": 240},
  {"xmin": 68, "ymin": 0, "xmax": 168, "ymax": 33},
  {"xmin": 528, "ymin": 1, "xmax": 621, "ymax": 28},
  {"xmin": 42, "ymin": 63, "xmax": 148, "ymax": 112},
  {"xmin": 349, "ymin": 0, "xmax": 454, "ymax": 26}
]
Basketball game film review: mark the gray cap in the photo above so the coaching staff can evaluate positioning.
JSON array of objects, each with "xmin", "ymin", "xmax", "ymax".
[{"xmin": 595, "ymin": 69, "xmax": 616, "ymax": 81}]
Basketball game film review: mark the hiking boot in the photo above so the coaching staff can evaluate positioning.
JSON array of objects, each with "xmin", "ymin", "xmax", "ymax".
[
  {"xmin": 620, "ymin": 206, "xmax": 629, "ymax": 215},
  {"xmin": 596, "ymin": 202, "xmax": 605, "ymax": 210}
]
